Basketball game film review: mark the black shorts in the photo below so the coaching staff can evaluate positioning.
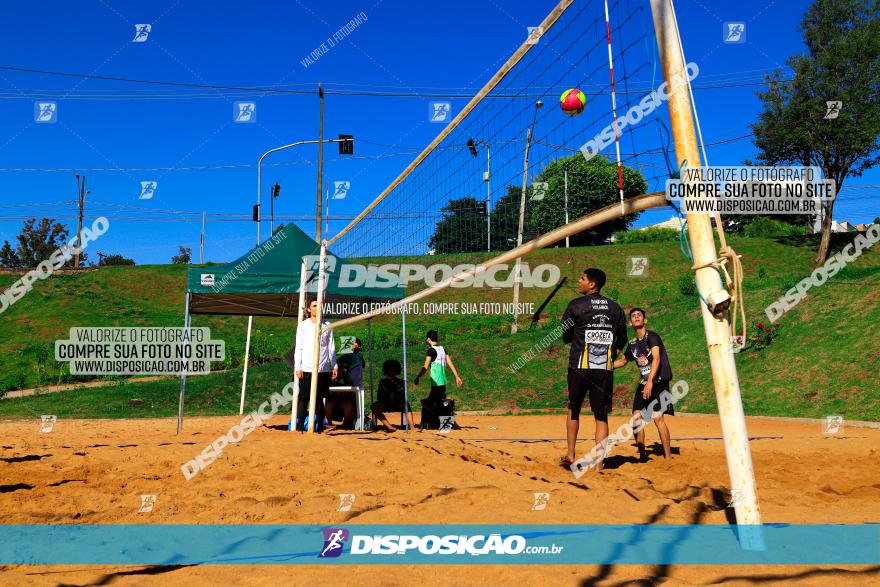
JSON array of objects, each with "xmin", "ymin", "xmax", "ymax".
[
  {"xmin": 299, "ymin": 371, "xmax": 331, "ymax": 424},
  {"xmin": 632, "ymin": 379, "xmax": 675, "ymax": 416},
  {"xmin": 427, "ymin": 385, "xmax": 447, "ymax": 403},
  {"xmin": 567, "ymin": 368, "xmax": 613, "ymax": 419}
]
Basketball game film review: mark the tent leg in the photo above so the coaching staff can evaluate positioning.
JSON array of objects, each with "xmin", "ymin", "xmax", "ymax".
[
  {"xmin": 239, "ymin": 315, "xmax": 253, "ymax": 415},
  {"xmin": 368, "ymin": 318, "xmax": 374, "ymax": 429},
  {"xmin": 290, "ymin": 259, "xmax": 309, "ymax": 431},
  {"xmin": 176, "ymin": 293, "xmax": 191, "ymax": 434},
  {"xmin": 401, "ymin": 307, "xmax": 410, "ymax": 431}
]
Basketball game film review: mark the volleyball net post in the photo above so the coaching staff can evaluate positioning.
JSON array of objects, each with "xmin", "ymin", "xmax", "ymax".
[{"xmin": 650, "ymin": 0, "xmax": 763, "ymax": 545}]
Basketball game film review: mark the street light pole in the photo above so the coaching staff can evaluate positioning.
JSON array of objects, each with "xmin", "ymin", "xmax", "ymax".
[
  {"xmin": 511, "ymin": 101, "xmax": 543, "ymax": 334},
  {"xmin": 486, "ymin": 144, "xmax": 491, "ymax": 252},
  {"xmin": 564, "ymin": 170, "xmax": 570, "ymax": 248},
  {"xmin": 240, "ymin": 137, "xmax": 346, "ymax": 416}
]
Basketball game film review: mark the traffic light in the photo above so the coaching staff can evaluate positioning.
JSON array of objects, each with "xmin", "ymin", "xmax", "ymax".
[
  {"xmin": 338, "ymin": 134, "xmax": 354, "ymax": 155},
  {"xmin": 477, "ymin": 201, "xmax": 487, "ymax": 215},
  {"xmin": 467, "ymin": 138, "xmax": 478, "ymax": 157},
  {"xmin": 271, "ymin": 183, "xmax": 281, "ymax": 198},
  {"xmin": 252, "ymin": 204, "xmax": 260, "ymax": 222}
]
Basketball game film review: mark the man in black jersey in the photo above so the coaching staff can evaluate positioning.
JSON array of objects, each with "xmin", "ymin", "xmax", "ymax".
[
  {"xmin": 561, "ymin": 268, "xmax": 627, "ymax": 471},
  {"xmin": 613, "ymin": 307, "xmax": 674, "ymax": 461}
]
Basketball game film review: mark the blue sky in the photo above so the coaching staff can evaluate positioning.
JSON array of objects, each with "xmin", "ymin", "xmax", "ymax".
[{"xmin": 0, "ymin": 0, "xmax": 876, "ymax": 265}]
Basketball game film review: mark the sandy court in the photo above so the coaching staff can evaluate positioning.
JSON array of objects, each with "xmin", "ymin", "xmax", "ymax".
[{"xmin": 0, "ymin": 413, "xmax": 878, "ymax": 585}]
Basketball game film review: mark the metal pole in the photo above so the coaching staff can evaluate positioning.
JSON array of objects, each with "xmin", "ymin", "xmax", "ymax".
[
  {"xmin": 368, "ymin": 318, "xmax": 374, "ymax": 426},
  {"xmin": 270, "ymin": 191, "xmax": 275, "ymax": 235},
  {"xmin": 564, "ymin": 170, "xmax": 570, "ymax": 248},
  {"xmin": 512, "ymin": 102, "xmax": 541, "ymax": 334},
  {"xmin": 249, "ymin": 138, "xmax": 339, "ymax": 410},
  {"xmin": 177, "ymin": 292, "xmax": 191, "ymax": 434},
  {"xmin": 200, "ymin": 211, "xmax": 205, "ymax": 263},
  {"xmin": 74, "ymin": 175, "xmax": 84, "ymax": 269},
  {"xmin": 290, "ymin": 259, "xmax": 309, "ymax": 430},
  {"xmin": 401, "ymin": 307, "xmax": 410, "ymax": 431},
  {"xmin": 316, "ymin": 83, "xmax": 325, "ymax": 242},
  {"xmin": 486, "ymin": 144, "xmax": 491, "ymax": 252},
  {"xmin": 650, "ymin": 0, "xmax": 762, "ymax": 535},
  {"xmin": 307, "ymin": 242, "xmax": 329, "ymax": 432}
]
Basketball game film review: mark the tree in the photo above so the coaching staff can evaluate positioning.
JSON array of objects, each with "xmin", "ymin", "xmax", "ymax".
[
  {"xmin": 272, "ymin": 223, "xmax": 286, "ymax": 236},
  {"xmin": 490, "ymin": 186, "xmax": 523, "ymax": 250},
  {"xmin": 98, "ymin": 253, "xmax": 135, "ymax": 266},
  {"xmin": 171, "ymin": 246, "xmax": 192, "ymax": 264},
  {"xmin": 0, "ymin": 217, "xmax": 73, "ymax": 268},
  {"xmin": 428, "ymin": 198, "xmax": 488, "ymax": 254},
  {"xmin": 527, "ymin": 154, "xmax": 647, "ymax": 246},
  {"xmin": 0, "ymin": 241, "xmax": 19, "ymax": 268},
  {"xmin": 427, "ymin": 154, "xmax": 648, "ymax": 254},
  {"xmin": 751, "ymin": 0, "xmax": 880, "ymax": 264}
]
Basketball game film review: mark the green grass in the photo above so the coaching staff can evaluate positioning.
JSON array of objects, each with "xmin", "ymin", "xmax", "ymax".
[{"xmin": 1, "ymin": 233, "xmax": 877, "ymax": 420}]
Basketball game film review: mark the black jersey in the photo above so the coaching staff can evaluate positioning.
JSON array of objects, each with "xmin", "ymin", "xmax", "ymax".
[
  {"xmin": 624, "ymin": 330, "xmax": 673, "ymax": 383},
  {"xmin": 562, "ymin": 293, "xmax": 627, "ymax": 370}
]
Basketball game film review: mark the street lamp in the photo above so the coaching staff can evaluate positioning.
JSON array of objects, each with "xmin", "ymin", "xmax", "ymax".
[
  {"xmin": 511, "ymin": 100, "xmax": 543, "ymax": 334},
  {"xmin": 240, "ymin": 136, "xmax": 350, "ymax": 416},
  {"xmin": 467, "ymin": 138, "xmax": 492, "ymax": 251}
]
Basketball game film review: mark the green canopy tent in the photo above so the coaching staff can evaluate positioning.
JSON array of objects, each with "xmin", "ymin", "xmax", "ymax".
[{"xmin": 178, "ymin": 223, "xmax": 404, "ymax": 432}]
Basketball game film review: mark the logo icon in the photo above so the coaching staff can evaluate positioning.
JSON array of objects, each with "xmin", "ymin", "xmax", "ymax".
[
  {"xmin": 133, "ymin": 24, "xmax": 152, "ymax": 42},
  {"xmin": 824, "ymin": 415, "xmax": 844, "ymax": 435},
  {"xmin": 34, "ymin": 102, "xmax": 57, "ymax": 123},
  {"xmin": 526, "ymin": 26, "xmax": 543, "ymax": 45},
  {"xmin": 824, "ymin": 101, "xmax": 842, "ymax": 120},
  {"xmin": 337, "ymin": 493, "xmax": 356, "ymax": 511},
  {"xmin": 332, "ymin": 181, "xmax": 350, "ymax": 200},
  {"xmin": 39, "ymin": 415, "xmax": 57, "ymax": 433},
  {"xmin": 234, "ymin": 102, "xmax": 256, "ymax": 123},
  {"xmin": 729, "ymin": 334, "xmax": 745, "ymax": 354},
  {"xmin": 429, "ymin": 101, "xmax": 451, "ymax": 123},
  {"xmin": 302, "ymin": 254, "xmax": 337, "ymax": 292},
  {"xmin": 531, "ymin": 492, "xmax": 550, "ymax": 511},
  {"xmin": 139, "ymin": 181, "xmax": 157, "ymax": 200},
  {"xmin": 438, "ymin": 415, "xmax": 455, "ymax": 434},
  {"xmin": 627, "ymin": 257, "xmax": 649, "ymax": 277},
  {"xmin": 319, "ymin": 527, "xmax": 349, "ymax": 558},
  {"xmin": 723, "ymin": 22, "xmax": 746, "ymax": 43},
  {"xmin": 338, "ymin": 336, "xmax": 356, "ymax": 355},
  {"xmin": 727, "ymin": 489, "xmax": 744, "ymax": 508},
  {"xmin": 529, "ymin": 182, "xmax": 548, "ymax": 201},
  {"xmin": 138, "ymin": 494, "xmax": 157, "ymax": 513},
  {"xmin": 200, "ymin": 274, "xmax": 215, "ymax": 287}
]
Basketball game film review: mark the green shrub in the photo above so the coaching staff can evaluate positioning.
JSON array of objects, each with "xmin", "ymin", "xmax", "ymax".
[
  {"xmin": 742, "ymin": 217, "xmax": 803, "ymax": 238},
  {"xmin": 748, "ymin": 321, "xmax": 781, "ymax": 350},
  {"xmin": 1, "ymin": 371, "xmax": 27, "ymax": 393},
  {"xmin": 655, "ymin": 282, "xmax": 669, "ymax": 299},
  {"xmin": 677, "ymin": 273, "xmax": 697, "ymax": 297},
  {"xmin": 779, "ymin": 275, "xmax": 801, "ymax": 294},
  {"xmin": 613, "ymin": 227, "xmax": 680, "ymax": 244}
]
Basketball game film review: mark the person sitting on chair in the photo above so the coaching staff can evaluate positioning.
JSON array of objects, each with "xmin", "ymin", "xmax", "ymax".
[{"xmin": 371, "ymin": 359, "xmax": 415, "ymax": 432}]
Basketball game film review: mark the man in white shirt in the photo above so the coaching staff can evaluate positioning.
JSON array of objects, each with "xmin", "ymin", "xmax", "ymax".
[{"xmin": 294, "ymin": 299, "xmax": 338, "ymax": 431}]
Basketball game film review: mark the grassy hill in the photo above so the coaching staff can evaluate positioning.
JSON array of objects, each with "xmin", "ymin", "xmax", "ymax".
[{"xmin": 1, "ymin": 232, "xmax": 877, "ymax": 421}]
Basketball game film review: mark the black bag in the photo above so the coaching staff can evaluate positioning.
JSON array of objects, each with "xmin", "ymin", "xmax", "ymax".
[{"xmin": 420, "ymin": 398, "xmax": 455, "ymax": 430}]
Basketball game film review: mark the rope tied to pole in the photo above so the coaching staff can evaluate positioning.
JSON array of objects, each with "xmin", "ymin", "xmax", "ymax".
[{"xmin": 690, "ymin": 244, "xmax": 746, "ymax": 352}]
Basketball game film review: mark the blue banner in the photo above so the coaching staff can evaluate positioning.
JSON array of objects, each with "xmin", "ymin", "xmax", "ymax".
[{"xmin": 0, "ymin": 524, "xmax": 876, "ymax": 565}]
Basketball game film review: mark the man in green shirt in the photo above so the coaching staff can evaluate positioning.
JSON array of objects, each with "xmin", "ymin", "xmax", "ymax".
[{"xmin": 413, "ymin": 329, "xmax": 463, "ymax": 414}]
